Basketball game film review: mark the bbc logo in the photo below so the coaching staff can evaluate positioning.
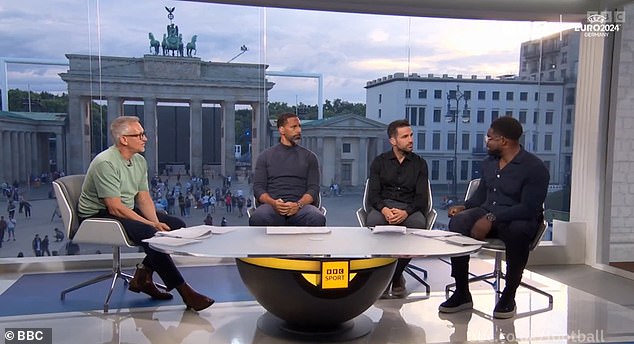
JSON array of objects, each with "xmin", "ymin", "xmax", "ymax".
[{"xmin": 4, "ymin": 328, "xmax": 52, "ymax": 344}]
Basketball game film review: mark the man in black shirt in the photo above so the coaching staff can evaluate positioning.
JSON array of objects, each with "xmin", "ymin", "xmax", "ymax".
[
  {"xmin": 367, "ymin": 119, "xmax": 430, "ymax": 298},
  {"xmin": 439, "ymin": 116, "xmax": 549, "ymax": 319}
]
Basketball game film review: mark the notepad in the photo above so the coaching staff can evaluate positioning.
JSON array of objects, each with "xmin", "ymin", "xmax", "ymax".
[
  {"xmin": 266, "ymin": 227, "xmax": 331, "ymax": 235},
  {"xmin": 411, "ymin": 230, "xmax": 460, "ymax": 238},
  {"xmin": 442, "ymin": 236, "xmax": 486, "ymax": 246},
  {"xmin": 371, "ymin": 225, "xmax": 407, "ymax": 234},
  {"xmin": 155, "ymin": 225, "xmax": 213, "ymax": 239},
  {"xmin": 143, "ymin": 236, "xmax": 201, "ymax": 246}
]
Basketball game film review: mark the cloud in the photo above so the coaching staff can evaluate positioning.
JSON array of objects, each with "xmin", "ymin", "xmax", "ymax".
[{"xmin": 0, "ymin": 1, "xmax": 575, "ymax": 106}]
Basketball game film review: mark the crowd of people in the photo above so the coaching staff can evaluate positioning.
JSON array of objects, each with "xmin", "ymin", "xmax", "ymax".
[{"xmin": 148, "ymin": 174, "xmax": 251, "ymax": 227}]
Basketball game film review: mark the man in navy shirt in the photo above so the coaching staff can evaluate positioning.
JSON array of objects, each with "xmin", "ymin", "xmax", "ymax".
[
  {"xmin": 367, "ymin": 119, "xmax": 430, "ymax": 298},
  {"xmin": 250, "ymin": 113, "xmax": 326, "ymax": 226},
  {"xmin": 439, "ymin": 116, "xmax": 549, "ymax": 319}
]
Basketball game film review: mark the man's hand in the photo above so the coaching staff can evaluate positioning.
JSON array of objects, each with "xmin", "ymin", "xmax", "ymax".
[
  {"xmin": 381, "ymin": 207, "xmax": 408, "ymax": 225},
  {"xmin": 470, "ymin": 216, "xmax": 492, "ymax": 240},
  {"xmin": 152, "ymin": 222, "xmax": 171, "ymax": 232},
  {"xmin": 273, "ymin": 199, "xmax": 289, "ymax": 215},
  {"xmin": 448, "ymin": 205, "xmax": 466, "ymax": 217}
]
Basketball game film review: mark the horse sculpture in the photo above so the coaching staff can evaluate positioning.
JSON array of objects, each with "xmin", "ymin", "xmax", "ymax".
[
  {"xmin": 186, "ymin": 35, "xmax": 198, "ymax": 57},
  {"xmin": 148, "ymin": 32, "xmax": 160, "ymax": 55}
]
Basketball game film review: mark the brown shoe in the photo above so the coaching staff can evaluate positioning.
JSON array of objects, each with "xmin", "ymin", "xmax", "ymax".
[
  {"xmin": 176, "ymin": 283, "xmax": 215, "ymax": 311},
  {"xmin": 128, "ymin": 264, "xmax": 173, "ymax": 300}
]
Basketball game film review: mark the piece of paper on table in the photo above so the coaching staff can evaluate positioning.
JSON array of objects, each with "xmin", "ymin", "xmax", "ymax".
[
  {"xmin": 143, "ymin": 236, "xmax": 201, "ymax": 246},
  {"xmin": 266, "ymin": 226, "xmax": 331, "ymax": 235},
  {"xmin": 155, "ymin": 225, "xmax": 212, "ymax": 239},
  {"xmin": 442, "ymin": 235, "xmax": 486, "ymax": 246},
  {"xmin": 210, "ymin": 226, "xmax": 237, "ymax": 234},
  {"xmin": 372, "ymin": 225, "xmax": 407, "ymax": 234},
  {"xmin": 410, "ymin": 229, "xmax": 460, "ymax": 238}
]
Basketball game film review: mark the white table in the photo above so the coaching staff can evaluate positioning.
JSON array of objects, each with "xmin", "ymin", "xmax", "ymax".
[
  {"xmin": 149, "ymin": 226, "xmax": 481, "ymax": 258},
  {"xmin": 150, "ymin": 226, "xmax": 481, "ymax": 341}
]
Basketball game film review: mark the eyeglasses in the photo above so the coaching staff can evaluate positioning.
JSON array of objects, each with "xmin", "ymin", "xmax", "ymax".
[
  {"xmin": 484, "ymin": 135, "xmax": 503, "ymax": 143},
  {"xmin": 123, "ymin": 132, "xmax": 146, "ymax": 140}
]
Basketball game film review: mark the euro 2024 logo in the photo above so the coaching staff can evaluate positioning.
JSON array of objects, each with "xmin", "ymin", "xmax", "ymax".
[{"xmin": 575, "ymin": 11, "xmax": 624, "ymax": 36}]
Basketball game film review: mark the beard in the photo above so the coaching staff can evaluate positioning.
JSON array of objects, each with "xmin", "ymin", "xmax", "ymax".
[{"xmin": 487, "ymin": 147, "xmax": 501, "ymax": 157}]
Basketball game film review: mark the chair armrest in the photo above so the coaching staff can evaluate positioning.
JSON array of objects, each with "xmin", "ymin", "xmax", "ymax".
[
  {"xmin": 73, "ymin": 218, "xmax": 136, "ymax": 247},
  {"xmin": 425, "ymin": 209, "xmax": 438, "ymax": 230},
  {"xmin": 356, "ymin": 208, "xmax": 367, "ymax": 227}
]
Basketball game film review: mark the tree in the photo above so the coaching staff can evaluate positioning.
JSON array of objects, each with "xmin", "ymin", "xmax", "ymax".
[{"xmin": 269, "ymin": 99, "xmax": 366, "ymax": 120}]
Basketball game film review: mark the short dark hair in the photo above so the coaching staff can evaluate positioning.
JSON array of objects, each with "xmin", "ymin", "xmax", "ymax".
[
  {"xmin": 277, "ymin": 113, "xmax": 298, "ymax": 128},
  {"xmin": 387, "ymin": 119, "xmax": 410, "ymax": 138},
  {"xmin": 491, "ymin": 116, "xmax": 523, "ymax": 141}
]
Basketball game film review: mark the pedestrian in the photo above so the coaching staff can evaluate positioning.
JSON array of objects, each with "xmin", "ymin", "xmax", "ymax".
[
  {"xmin": 53, "ymin": 227, "xmax": 65, "ymax": 242},
  {"xmin": 6, "ymin": 215, "xmax": 16, "ymax": 241},
  {"xmin": 0, "ymin": 216, "xmax": 6, "ymax": 247},
  {"xmin": 204, "ymin": 214, "xmax": 213, "ymax": 226},
  {"xmin": 32, "ymin": 234, "xmax": 42, "ymax": 256},
  {"xmin": 42, "ymin": 235, "xmax": 51, "ymax": 256},
  {"xmin": 23, "ymin": 200, "xmax": 31, "ymax": 218},
  {"xmin": 237, "ymin": 196, "xmax": 245, "ymax": 217},
  {"xmin": 7, "ymin": 199, "xmax": 16, "ymax": 218},
  {"xmin": 221, "ymin": 217, "xmax": 227, "ymax": 226}
]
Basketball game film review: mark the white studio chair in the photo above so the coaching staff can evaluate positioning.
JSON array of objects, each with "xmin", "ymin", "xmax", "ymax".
[
  {"xmin": 53, "ymin": 175, "xmax": 165, "ymax": 313},
  {"xmin": 444, "ymin": 178, "xmax": 554, "ymax": 313},
  {"xmin": 355, "ymin": 178, "xmax": 437, "ymax": 296}
]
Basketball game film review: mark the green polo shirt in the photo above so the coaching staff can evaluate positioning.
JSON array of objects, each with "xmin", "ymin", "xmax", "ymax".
[{"xmin": 78, "ymin": 145, "xmax": 149, "ymax": 217}]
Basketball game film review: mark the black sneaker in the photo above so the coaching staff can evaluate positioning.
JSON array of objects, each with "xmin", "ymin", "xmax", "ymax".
[
  {"xmin": 439, "ymin": 291, "xmax": 473, "ymax": 313},
  {"xmin": 493, "ymin": 298, "xmax": 516, "ymax": 319}
]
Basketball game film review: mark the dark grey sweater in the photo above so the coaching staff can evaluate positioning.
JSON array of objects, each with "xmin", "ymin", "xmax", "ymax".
[{"xmin": 252, "ymin": 143, "xmax": 320, "ymax": 204}]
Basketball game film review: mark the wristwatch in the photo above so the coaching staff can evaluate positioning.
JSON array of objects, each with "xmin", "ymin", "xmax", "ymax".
[
  {"xmin": 485, "ymin": 212, "xmax": 496, "ymax": 222},
  {"xmin": 296, "ymin": 201, "xmax": 304, "ymax": 209}
]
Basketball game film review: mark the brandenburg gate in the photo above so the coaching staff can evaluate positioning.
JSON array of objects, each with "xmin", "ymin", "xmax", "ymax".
[{"xmin": 60, "ymin": 54, "xmax": 274, "ymax": 177}]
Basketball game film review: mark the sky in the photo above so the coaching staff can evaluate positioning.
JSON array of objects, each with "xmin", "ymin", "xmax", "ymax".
[{"xmin": 0, "ymin": 0, "xmax": 578, "ymax": 106}]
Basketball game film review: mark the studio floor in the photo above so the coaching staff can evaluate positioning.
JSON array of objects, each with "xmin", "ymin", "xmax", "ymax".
[{"xmin": 2, "ymin": 257, "xmax": 634, "ymax": 343}]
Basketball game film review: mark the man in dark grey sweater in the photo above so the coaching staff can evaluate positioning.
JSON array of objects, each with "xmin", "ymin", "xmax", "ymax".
[{"xmin": 249, "ymin": 113, "xmax": 326, "ymax": 226}]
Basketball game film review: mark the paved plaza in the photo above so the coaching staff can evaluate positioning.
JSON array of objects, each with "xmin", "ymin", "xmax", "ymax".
[{"xmin": 0, "ymin": 177, "xmax": 451, "ymax": 259}]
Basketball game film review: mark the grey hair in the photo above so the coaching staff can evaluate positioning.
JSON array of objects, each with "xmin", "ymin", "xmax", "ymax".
[{"xmin": 110, "ymin": 116, "xmax": 141, "ymax": 143}]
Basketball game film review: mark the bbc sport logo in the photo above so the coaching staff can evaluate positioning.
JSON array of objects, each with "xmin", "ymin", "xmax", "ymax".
[{"xmin": 574, "ymin": 10, "xmax": 625, "ymax": 37}]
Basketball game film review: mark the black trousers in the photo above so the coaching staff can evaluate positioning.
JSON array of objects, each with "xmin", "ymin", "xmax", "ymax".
[
  {"xmin": 85, "ymin": 210, "xmax": 187, "ymax": 290},
  {"xmin": 448, "ymin": 207, "xmax": 538, "ymax": 296},
  {"xmin": 366, "ymin": 202, "xmax": 428, "ymax": 284}
]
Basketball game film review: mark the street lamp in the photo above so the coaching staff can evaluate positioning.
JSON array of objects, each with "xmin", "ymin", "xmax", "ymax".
[{"xmin": 446, "ymin": 85, "xmax": 470, "ymax": 200}]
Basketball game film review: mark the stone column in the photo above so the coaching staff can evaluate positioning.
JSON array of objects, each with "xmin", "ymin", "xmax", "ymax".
[
  {"xmin": 106, "ymin": 96, "xmax": 124, "ymax": 146},
  {"xmin": 67, "ymin": 95, "xmax": 90, "ymax": 174},
  {"xmin": 317, "ymin": 137, "xmax": 324, "ymax": 186},
  {"xmin": 11, "ymin": 131, "xmax": 19, "ymax": 183},
  {"xmin": 25, "ymin": 132, "xmax": 32, "ymax": 179},
  {"xmin": 334, "ymin": 136, "xmax": 342, "ymax": 184},
  {"xmin": 55, "ymin": 132, "xmax": 64, "ymax": 173},
  {"xmin": 0, "ymin": 131, "xmax": 6, "ymax": 183},
  {"xmin": 358, "ymin": 137, "xmax": 368, "ymax": 185},
  {"xmin": 221, "ymin": 100, "xmax": 236, "ymax": 177},
  {"xmin": 250, "ymin": 102, "xmax": 267, "ymax": 170},
  {"xmin": 18, "ymin": 132, "xmax": 26, "ymax": 182},
  {"xmin": 143, "ymin": 97, "xmax": 158, "ymax": 178},
  {"xmin": 190, "ymin": 98, "xmax": 203, "ymax": 177},
  {"xmin": 30, "ymin": 132, "xmax": 38, "ymax": 175}
]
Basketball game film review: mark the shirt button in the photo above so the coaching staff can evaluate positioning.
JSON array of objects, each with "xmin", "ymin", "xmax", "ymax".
[
  {"xmin": 493, "ymin": 188, "xmax": 497, "ymax": 192},
  {"xmin": 496, "ymin": 174, "xmax": 500, "ymax": 178},
  {"xmin": 493, "ymin": 201, "xmax": 497, "ymax": 205}
]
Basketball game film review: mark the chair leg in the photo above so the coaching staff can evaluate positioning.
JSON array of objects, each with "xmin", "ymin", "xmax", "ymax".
[
  {"xmin": 404, "ymin": 265, "xmax": 430, "ymax": 296},
  {"xmin": 60, "ymin": 246, "xmax": 145, "ymax": 313}
]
